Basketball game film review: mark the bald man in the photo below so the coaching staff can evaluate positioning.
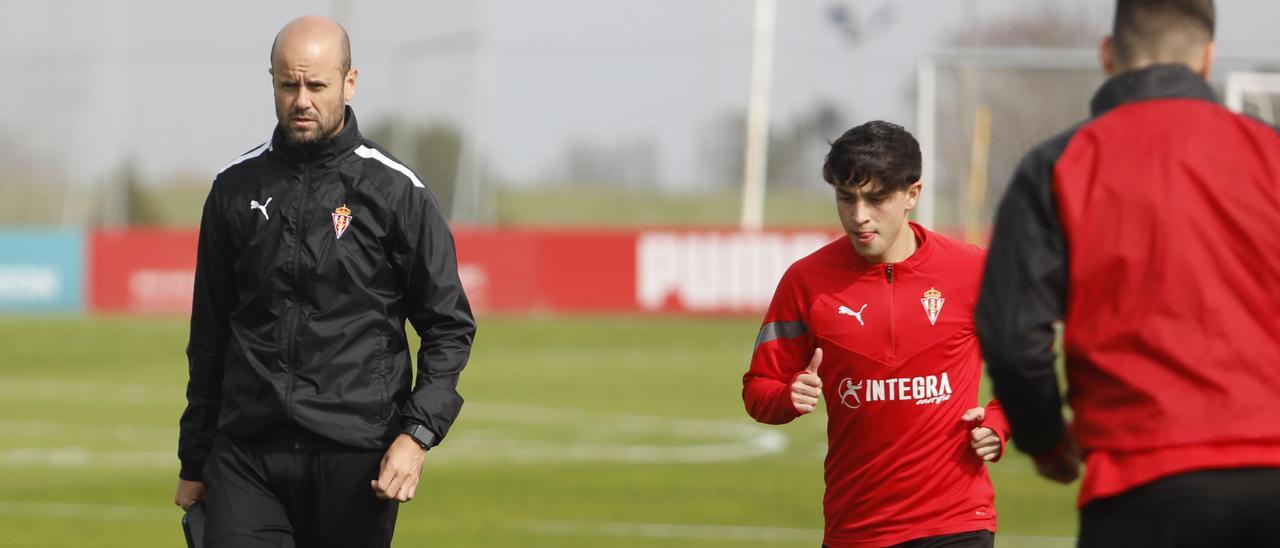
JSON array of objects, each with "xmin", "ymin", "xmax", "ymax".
[{"xmin": 174, "ymin": 16, "xmax": 475, "ymax": 547}]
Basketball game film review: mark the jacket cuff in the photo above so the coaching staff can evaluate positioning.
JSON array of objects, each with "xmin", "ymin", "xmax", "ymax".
[
  {"xmin": 987, "ymin": 425, "xmax": 1008, "ymax": 463},
  {"xmin": 1031, "ymin": 427, "xmax": 1072, "ymax": 465},
  {"xmin": 179, "ymin": 461, "xmax": 205, "ymax": 482},
  {"xmin": 980, "ymin": 402, "xmax": 1012, "ymax": 463}
]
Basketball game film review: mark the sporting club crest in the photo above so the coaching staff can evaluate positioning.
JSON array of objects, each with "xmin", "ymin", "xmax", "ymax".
[
  {"xmin": 331, "ymin": 204, "xmax": 353, "ymax": 239},
  {"xmin": 920, "ymin": 287, "xmax": 945, "ymax": 326}
]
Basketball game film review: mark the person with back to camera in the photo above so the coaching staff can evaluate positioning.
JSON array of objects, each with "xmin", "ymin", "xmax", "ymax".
[{"xmin": 978, "ymin": 0, "xmax": 1280, "ymax": 545}]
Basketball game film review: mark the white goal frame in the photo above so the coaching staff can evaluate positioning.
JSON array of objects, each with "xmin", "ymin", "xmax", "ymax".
[
  {"xmin": 1225, "ymin": 71, "xmax": 1280, "ymax": 123},
  {"xmin": 916, "ymin": 48, "xmax": 1280, "ymax": 229},
  {"xmin": 915, "ymin": 47, "xmax": 1097, "ymax": 229}
]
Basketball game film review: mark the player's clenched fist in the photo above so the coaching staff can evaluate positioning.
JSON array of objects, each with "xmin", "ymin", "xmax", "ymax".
[
  {"xmin": 961, "ymin": 407, "xmax": 1003, "ymax": 462},
  {"xmin": 791, "ymin": 348, "xmax": 824, "ymax": 414}
]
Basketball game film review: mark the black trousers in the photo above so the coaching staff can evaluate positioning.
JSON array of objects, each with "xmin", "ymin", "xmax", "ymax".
[
  {"xmin": 203, "ymin": 435, "xmax": 398, "ymax": 548},
  {"xmin": 1078, "ymin": 467, "xmax": 1280, "ymax": 548},
  {"xmin": 890, "ymin": 530, "xmax": 994, "ymax": 548},
  {"xmin": 823, "ymin": 530, "xmax": 994, "ymax": 548}
]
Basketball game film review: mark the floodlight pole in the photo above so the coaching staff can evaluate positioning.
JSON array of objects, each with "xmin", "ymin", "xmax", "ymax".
[
  {"xmin": 739, "ymin": 0, "xmax": 777, "ymax": 231},
  {"xmin": 388, "ymin": 30, "xmax": 478, "ymax": 222},
  {"xmin": 915, "ymin": 57, "xmax": 937, "ymax": 229}
]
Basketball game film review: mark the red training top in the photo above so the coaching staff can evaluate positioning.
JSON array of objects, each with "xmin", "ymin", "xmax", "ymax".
[{"xmin": 744, "ymin": 223, "xmax": 1009, "ymax": 548}]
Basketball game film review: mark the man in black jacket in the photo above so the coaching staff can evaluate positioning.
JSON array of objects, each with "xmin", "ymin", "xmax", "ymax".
[{"xmin": 172, "ymin": 15, "xmax": 475, "ymax": 547}]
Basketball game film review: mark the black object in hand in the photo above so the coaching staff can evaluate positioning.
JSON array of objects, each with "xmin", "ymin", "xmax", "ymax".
[{"xmin": 182, "ymin": 500, "xmax": 205, "ymax": 548}]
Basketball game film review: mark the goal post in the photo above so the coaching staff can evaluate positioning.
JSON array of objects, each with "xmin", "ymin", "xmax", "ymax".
[
  {"xmin": 914, "ymin": 47, "xmax": 1100, "ymax": 233},
  {"xmin": 915, "ymin": 48, "xmax": 1280, "ymax": 235},
  {"xmin": 1225, "ymin": 71, "xmax": 1280, "ymax": 123}
]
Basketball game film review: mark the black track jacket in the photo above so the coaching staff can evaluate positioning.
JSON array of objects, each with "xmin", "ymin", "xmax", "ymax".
[{"xmin": 178, "ymin": 107, "xmax": 475, "ymax": 481}]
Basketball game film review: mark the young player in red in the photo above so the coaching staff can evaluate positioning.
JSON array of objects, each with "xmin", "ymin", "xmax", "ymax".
[{"xmin": 743, "ymin": 121, "xmax": 1009, "ymax": 548}]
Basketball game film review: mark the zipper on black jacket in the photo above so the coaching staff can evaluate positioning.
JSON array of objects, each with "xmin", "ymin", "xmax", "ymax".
[{"xmin": 284, "ymin": 164, "xmax": 311, "ymax": 422}]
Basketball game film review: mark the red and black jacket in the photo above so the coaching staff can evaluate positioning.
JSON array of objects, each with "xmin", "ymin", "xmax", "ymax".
[{"xmin": 977, "ymin": 64, "xmax": 1280, "ymax": 504}]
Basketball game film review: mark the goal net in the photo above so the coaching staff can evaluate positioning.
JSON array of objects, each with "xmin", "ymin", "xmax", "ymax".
[
  {"xmin": 1225, "ymin": 71, "xmax": 1280, "ymax": 124},
  {"xmin": 916, "ymin": 48, "xmax": 1280, "ymax": 241},
  {"xmin": 915, "ymin": 48, "xmax": 1103, "ymax": 240}
]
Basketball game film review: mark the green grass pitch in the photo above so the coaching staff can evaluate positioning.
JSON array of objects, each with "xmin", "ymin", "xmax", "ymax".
[{"xmin": 0, "ymin": 316, "xmax": 1076, "ymax": 547}]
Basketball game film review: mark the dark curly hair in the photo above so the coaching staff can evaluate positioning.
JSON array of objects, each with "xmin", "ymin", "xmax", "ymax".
[{"xmin": 822, "ymin": 121, "xmax": 922, "ymax": 197}]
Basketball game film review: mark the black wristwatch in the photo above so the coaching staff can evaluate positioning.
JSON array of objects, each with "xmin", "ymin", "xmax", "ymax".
[{"xmin": 402, "ymin": 423, "xmax": 435, "ymax": 450}]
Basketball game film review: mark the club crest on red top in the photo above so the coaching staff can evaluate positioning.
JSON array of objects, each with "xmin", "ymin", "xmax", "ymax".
[{"xmin": 921, "ymin": 287, "xmax": 945, "ymax": 326}]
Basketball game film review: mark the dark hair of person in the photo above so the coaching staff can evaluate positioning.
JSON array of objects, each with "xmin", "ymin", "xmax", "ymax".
[
  {"xmin": 1113, "ymin": 0, "xmax": 1214, "ymax": 66},
  {"xmin": 822, "ymin": 120, "xmax": 922, "ymax": 196}
]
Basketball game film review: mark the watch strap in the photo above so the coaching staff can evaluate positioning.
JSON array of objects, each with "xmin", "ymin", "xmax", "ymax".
[{"xmin": 402, "ymin": 423, "xmax": 435, "ymax": 449}]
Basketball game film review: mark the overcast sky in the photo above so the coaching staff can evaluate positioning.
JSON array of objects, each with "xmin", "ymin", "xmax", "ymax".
[{"xmin": 3, "ymin": 0, "xmax": 1278, "ymax": 189}]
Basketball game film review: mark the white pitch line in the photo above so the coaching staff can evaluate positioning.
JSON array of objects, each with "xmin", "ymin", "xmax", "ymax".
[
  {"xmin": 0, "ymin": 378, "xmax": 183, "ymax": 405},
  {"xmin": 526, "ymin": 520, "xmax": 819, "ymax": 543},
  {"xmin": 0, "ymin": 446, "xmax": 174, "ymax": 468},
  {"xmin": 0, "ymin": 404, "xmax": 789, "ymax": 468},
  {"xmin": 0, "ymin": 419, "xmax": 173, "ymax": 443},
  {"xmin": 433, "ymin": 404, "xmax": 788, "ymax": 465},
  {"xmin": 526, "ymin": 520, "xmax": 1076, "ymax": 547},
  {"xmin": 994, "ymin": 536, "xmax": 1078, "ymax": 548},
  {"xmin": 0, "ymin": 503, "xmax": 1080, "ymax": 547},
  {"xmin": 0, "ymin": 500, "xmax": 173, "ymax": 521}
]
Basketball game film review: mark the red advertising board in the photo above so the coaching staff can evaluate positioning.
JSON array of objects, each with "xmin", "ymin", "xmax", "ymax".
[
  {"xmin": 87, "ymin": 227, "xmax": 837, "ymax": 315},
  {"xmin": 453, "ymin": 228, "xmax": 641, "ymax": 313},
  {"xmin": 453, "ymin": 227, "xmax": 835, "ymax": 314},
  {"xmin": 88, "ymin": 229, "xmax": 199, "ymax": 314}
]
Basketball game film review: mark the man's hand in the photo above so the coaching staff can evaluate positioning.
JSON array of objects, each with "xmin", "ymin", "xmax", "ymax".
[
  {"xmin": 791, "ymin": 348, "xmax": 823, "ymax": 414},
  {"xmin": 174, "ymin": 479, "xmax": 204, "ymax": 511},
  {"xmin": 1034, "ymin": 426, "xmax": 1081, "ymax": 484},
  {"xmin": 961, "ymin": 407, "xmax": 1002, "ymax": 462},
  {"xmin": 371, "ymin": 434, "xmax": 428, "ymax": 502}
]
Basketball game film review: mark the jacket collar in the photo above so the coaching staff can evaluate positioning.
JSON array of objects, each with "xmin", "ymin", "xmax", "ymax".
[
  {"xmin": 848, "ymin": 221, "xmax": 935, "ymax": 272},
  {"xmin": 1090, "ymin": 64, "xmax": 1217, "ymax": 117},
  {"xmin": 270, "ymin": 105, "xmax": 362, "ymax": 167}
]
